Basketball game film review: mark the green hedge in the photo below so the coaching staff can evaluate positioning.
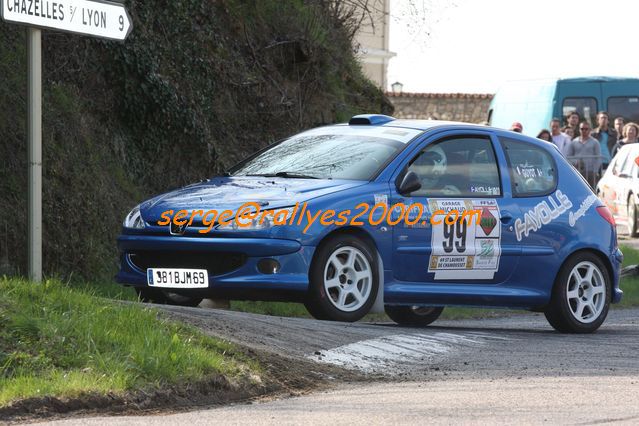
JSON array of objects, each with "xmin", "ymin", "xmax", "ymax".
[{"xmin": 0, "ymin": 0, "xmax": 391, "ymax": 279}]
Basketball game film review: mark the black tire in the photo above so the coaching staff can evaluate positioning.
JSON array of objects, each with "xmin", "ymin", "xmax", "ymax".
[
  {"xmin": 544, "ymin": 252, "xmax": 611, "ymax": 333},
  {"xmin": 305, "ymin": 234, "xmax": 379, "ymax": 322},
  {"xmin": 628, "ymin": 196, "xmax": 638, "ymax": 237},
  {"xmin": 136, "ymin": 287, "xmax": 203, "ymax": 307},
  {"xmin": 385, "ymin": 306, "xmax": 444, "ymax": 327}
]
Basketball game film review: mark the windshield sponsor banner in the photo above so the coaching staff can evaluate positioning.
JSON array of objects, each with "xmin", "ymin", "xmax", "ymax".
[
  {"xmin": 155, "ymin": 201, "xmax": 482, "ymax": 234},
  {"xmin": 427, "ymin": 199, "xmax": 501, "ymax": 280}
]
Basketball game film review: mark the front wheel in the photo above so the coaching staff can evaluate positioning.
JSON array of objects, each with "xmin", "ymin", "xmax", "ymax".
[
  {"xmin": 544, "ymin": 252, "xmax": 611, "ymax": 333},
  {"xmin": 305, "ymin": 234, "xmax": 378, "ymax": 322},
  {"xmin": 385, "ymin": 306, "xmax": 444, "ymax": 327}
]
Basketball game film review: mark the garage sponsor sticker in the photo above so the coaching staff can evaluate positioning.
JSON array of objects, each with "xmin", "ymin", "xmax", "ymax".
[{"xmin": 428, "ymin": 199, "xmax": 501, "ymax": 280}]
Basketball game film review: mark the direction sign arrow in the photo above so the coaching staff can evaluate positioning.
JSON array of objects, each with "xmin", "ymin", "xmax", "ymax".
[{"xmin": 1, "ymin": 0, "xmax": 132, "ymax": 41}]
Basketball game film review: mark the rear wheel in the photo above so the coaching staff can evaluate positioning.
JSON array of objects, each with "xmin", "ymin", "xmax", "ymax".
[
  {"xmin": 544, "ymin": 252, "xmax": 610, "ymax": 333},
  {"xmin": 628, "ymin": 196, "xmax": 638, "ymax": 237},
  {"xmin": 305, "ymin": 234, "xmax": 378, "ymax": 322},
  {"xmin": 136, "ymin": 288, "xmax": 203, "ymax": 307},
  {"xmin": 385, "ymin": 306, "xmax": 444, "ymax": 327}
]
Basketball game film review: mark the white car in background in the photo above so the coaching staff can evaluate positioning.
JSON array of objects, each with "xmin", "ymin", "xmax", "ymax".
[{"xmin": 597, "ymin": 143, "xmax": 639, "ymax": 236}]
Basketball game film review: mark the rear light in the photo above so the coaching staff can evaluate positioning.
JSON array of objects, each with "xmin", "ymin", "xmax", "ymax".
[
  {"xmin": 596, "ymin": 205, "xmax": 615, "ymax": 226},
  {"xmin": 635, "ymin": 156, "xmax": 639, "ymax": 167}
]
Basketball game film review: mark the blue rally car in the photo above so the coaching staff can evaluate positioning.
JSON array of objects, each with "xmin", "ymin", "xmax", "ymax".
[{"xmin": 117, "ymin": 115, "xmax": 623, "ymax": 333}]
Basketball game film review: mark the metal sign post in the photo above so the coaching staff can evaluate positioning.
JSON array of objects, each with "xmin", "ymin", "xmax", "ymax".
[
  {"xmin": 27, "ymin": 27, "xmax": 42, "ymax": 282},
  {"xmin": 1, "ymin": 0, "xmax": 132, "ymax": 281}
]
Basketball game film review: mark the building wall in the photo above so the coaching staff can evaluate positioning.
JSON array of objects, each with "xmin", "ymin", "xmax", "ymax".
[
  {"xmin": 387, "ymin": 92, "xmax": 494, "ymax": 124},
  {"xmin": 353, "ymin": 0, "xmax": 394, "ymax": 89}
]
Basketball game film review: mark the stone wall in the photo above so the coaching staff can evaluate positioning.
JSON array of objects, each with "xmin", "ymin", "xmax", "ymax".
[{"xmin": 387, "ymin": 92, "xmax": 494, "ymax": 124}]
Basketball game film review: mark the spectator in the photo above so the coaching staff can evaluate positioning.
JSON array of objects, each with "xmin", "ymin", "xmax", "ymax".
[
  {"xmin": 550, "ymin": 118, "xmax": 571, "ymax": 155},
  {"xmin": 562, "ymin": 126, "xmax": 575, "ymax": 139},
  {"xmin": 510, "ymin": 122, "xmax": 523, "ymax": 133},
  {"xmin": 565, "ymin": 111, "xmax": 580, "ymax": 136},
  {"xmin": 536, "ymin": 129, "xmax": 552, "ymax": 142},
  {"xmin": 591, "ymin": 111, "xmax": 618, "ymax": 168},
  {"xmin": 565, "ymin": 121, "xmax": 601, "ymax": 188},
  {"xmin": 614, "ymin": 117, "xmax": 625, "ymax": 142},
  {"xmin": 611, "ymin": 122, "xmax": 639, "ymax": 158}
]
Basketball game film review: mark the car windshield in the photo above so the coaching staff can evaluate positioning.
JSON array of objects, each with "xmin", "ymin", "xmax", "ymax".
[{"xmin": 232, "ymin": 128, "xmax": 414, "ymax": 180}]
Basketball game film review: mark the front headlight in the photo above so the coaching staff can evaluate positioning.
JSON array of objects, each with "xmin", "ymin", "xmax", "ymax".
[{"xmin": 123, "ymin": 205, "xmax": 145, "ymax": 229}]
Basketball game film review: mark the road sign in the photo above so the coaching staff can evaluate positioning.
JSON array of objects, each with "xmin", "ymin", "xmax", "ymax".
[
  {"xmin": 1, "ymin": 0, "xmax": 132, "ymax": 41},
  {"xmin": 1, "ymin": 0, "xmax": 132, "ymax": 281}
]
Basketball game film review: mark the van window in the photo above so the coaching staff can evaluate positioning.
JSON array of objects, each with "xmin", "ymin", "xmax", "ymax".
[
  {"xmin": 607, "ymin": 97, "xmax": 639, "ymax": 123},
  {"xmin": 562, "ymin": 97, "xmax": 597, "ymax": 127},
  {"xmin": 500, "ymin": 137, "xmax": 557, "ymax": 197}
]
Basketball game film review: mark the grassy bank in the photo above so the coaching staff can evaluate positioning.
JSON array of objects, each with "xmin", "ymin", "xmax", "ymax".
[
  {"xmin": 230, "ymin": 245, "xmax": 639, "ymax": 320},
  {"xmin": 619, "ymin": 244, "xmax": 639, "ymax": 305},
  {"xmin": 0, "ymin": 278, "xmax": 259, "ymax": 407}
]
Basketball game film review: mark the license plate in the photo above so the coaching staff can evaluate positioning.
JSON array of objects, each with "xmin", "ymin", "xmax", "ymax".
[{"xmin": 147, "ymin": 268, "xmax": 209, "ymax": 288}]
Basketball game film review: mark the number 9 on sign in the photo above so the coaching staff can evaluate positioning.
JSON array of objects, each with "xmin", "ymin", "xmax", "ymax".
[{"xmin": 119, "ymin": 15, "xmax": 124, "ymax": 31}]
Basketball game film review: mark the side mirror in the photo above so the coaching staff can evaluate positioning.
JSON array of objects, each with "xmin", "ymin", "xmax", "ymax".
[{"xmin": 397, "ymin": 171, "xmax": 422, "ymax": 195}]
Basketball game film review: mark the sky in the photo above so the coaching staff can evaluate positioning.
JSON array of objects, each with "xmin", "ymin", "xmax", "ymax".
[{"xmin": 387, "ymin": 0, "xmax": 639, "ymax": 94}]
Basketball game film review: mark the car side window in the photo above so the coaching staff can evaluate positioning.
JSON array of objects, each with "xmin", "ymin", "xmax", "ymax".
[
  {"xmin": 620, "ymin": 152, "xmax": 635, "ymax": 177},
  {"xmin": 500, "ymin": 137, "xmax": 557, "ymax": 197},
  {"xmin": 611, "ymin": 152, "xmax": 626, "ymax": 176},
  {"xmin": 406, "ymin": 136, "xmax": 501, "ymax": 197}
]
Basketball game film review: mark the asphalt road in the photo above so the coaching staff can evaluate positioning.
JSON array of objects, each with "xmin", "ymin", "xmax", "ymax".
[{"xmin": 41, "ymin": 306, "xmax": 639, "ymax": 425}]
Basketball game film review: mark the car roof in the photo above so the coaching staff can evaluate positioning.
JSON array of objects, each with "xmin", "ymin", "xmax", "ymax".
[
  {"xmin": 335, "ymin": 118, "xmax": 494, "ymax": 132},
  {"xmin": 617, "ymin": 143, "xmax": 639, "ymax": 155},
  {"xmin": 327, "ymin": 115, "xmax": 555, "ymax": 150}
]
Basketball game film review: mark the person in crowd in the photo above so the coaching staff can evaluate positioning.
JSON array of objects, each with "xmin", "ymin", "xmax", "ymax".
[
  {"xmin": 550, "ymin": 118, "xmax": 571, "ymax": 155},
  {"xmin": 611, "ymin": 122, "xmax": 639, "ymax": 158},
  {"xmin": 562, "ymin": 126, "xmax": 575, "ymax": 139},
  {"xmin": 536, "ymin": 129, "xmax": 552, "ymax": 142},
  {"xmin": 614, "ymin": 117, "xmax": 625, "ymax": 142},
  {"xmin": 510, "ymin": 122, "xmax": 523, "ymax": 133},
  {"xmin": 565, "ymin": 121, "xmax": 601, "ymax": 188},
  {"xmin": 565, "ymin": 111, "xmax": 580, "ymax": 136},
  {"xmin": 591, "ymin": 111, "xmax": 618, "ymax": 169}
]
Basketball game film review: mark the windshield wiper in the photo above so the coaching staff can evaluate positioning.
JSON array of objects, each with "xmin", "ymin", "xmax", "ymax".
[{"xmin": 246, "ymin": 172, "xmax": 320, "ymax": 179}]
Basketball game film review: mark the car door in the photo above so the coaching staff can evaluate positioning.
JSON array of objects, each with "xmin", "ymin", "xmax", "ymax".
[
  {"xmin": 600, "ymin": 150, "xmax": 628, "ymax": 216},
  {"xmin": 616, "ymin": 148, "xmax": 639, "ymax": 221},
  {"xmin": 498, "ymin": 135, "xmax": 569, "ymax": 273},
  {"xmin": 390, "ymin": 131, "xmax": 521, "ymax": 284}
]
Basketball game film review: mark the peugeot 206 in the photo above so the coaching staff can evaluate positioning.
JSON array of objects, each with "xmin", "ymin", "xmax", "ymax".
[{"xmin": 117, "ymin": 115, "xmax": 622, "ymax": 333}]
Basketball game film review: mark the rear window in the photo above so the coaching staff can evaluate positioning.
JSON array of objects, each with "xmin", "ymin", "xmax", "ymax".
[
  {"xmin": 607, "ymin": 96, "xmax": 639, "ymax": 124},
  {"xmin": 500, "ymin": 137, "xmax": 557, "ymax": 197},
  {"xmin": 562, "ymin": 97, "xmax": 597, "ymax": 127}
]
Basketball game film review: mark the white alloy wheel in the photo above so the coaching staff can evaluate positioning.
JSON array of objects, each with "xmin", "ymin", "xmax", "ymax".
[
  {"xmin": 566, "ymin": 261, "xmax": 606, "ymax": 323},
  {"xmin": 323, "ymin": 246, "xmax": 373, "ymax": 312}
]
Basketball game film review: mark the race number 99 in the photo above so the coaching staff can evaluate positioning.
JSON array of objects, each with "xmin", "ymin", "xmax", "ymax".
[{"xmin": 442, "ymin": 219, "xmax": 467, "ymax": 254}]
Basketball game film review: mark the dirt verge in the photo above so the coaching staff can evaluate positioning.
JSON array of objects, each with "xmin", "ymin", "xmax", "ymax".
[{"xmin": 0, "ymin": 334, "xmax": 364, "ymax": 424}]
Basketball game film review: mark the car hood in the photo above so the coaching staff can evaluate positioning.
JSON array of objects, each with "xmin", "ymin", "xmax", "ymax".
[{"xmin": 140, "ymin": 176, "xmax": 366, "ymax": 222}]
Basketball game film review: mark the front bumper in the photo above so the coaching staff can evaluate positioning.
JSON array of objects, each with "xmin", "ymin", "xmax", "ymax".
[
  {"xmin": 612, "ymin": 247, "xmax": 624, "ymax": 303},
  {"xmin": 116, "ymin": 234, "xmax": 315, "ymax": 299}
]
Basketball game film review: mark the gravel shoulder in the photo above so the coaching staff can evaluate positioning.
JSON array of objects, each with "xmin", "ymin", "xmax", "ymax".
[{"xmin": 13, "ymin": 306, "xmax": 639, "ymax": 424}]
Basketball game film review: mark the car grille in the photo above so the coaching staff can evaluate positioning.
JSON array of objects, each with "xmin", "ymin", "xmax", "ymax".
[{"xmin": 128, "ymin": 251, "xmax": 246, "ymax": 276}]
